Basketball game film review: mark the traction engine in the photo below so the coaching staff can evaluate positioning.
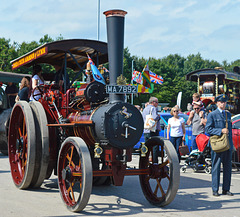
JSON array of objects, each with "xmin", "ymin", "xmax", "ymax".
[{"xmin": 8, "ymin": 10, "xmax": 180, "ymax": 212}]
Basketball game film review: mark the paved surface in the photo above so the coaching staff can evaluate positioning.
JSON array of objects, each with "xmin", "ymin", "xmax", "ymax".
[{"xmin": 1, "ymin": 153, "xmax": 240, "ymax": 217}]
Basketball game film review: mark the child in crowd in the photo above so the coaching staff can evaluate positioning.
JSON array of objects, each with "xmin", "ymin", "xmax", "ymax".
[{"xmin": 192, "ymin": 93, "xmax": 204, "ymax": 110}]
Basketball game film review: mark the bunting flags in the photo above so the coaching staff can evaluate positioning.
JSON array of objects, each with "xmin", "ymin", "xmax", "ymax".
[
  {"xmin": 131, "ymin": 67, "xmax": 164, "ymax": 86},
  {"xmin": 141, "ymin": 62, "xmax": 151, "ymax": 88},
  {"xmin": 132, "ymin": 70, "xmax": 143, "ymax": 84},
  {"xmin": 149, "ymin": 71, "xmax": 163, "ymax": 84},
  {"xmin": 87, "ymin": 54, "xmax": 106, "ymax": 85}
]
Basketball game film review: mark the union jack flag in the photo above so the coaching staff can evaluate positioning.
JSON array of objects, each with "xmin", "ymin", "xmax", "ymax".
[{"xmin": 149, "ymin": 71, "xmax": 163, "ymax": 85}]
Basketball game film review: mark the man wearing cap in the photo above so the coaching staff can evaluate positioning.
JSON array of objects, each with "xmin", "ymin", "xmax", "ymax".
[{"xmin": 205, "ymin": 94, "xmax": 234, "ymax": 197}]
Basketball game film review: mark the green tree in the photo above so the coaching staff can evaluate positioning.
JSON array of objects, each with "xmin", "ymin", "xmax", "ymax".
[
  {"xmin": 183, "ymin": 53, "xmax": 219, "ymax": 75},
  {"xmin": 0, "ymin": 38, "xmax": 18, "ymax": 72},
  {"xmin": 14, "ymin": 35, "xmax": 65, "ymax": 75},
  {"xmin": 123, "ymin": 47, "xmax": 134, "ymax": 82},
  {"xmin": 153, "ymin": 54, "xmax": 186, "ymax": 106},
  {"xmin": 39, "ymin": 34, "xmax": 54, "ymax": 44},
  {"xmin": 228, "ymin": 59, "xmax": 240, "ymax": 72},
  {"xmin": 4, "ymin": 34, "xmax": 240, "ymax": 110}
]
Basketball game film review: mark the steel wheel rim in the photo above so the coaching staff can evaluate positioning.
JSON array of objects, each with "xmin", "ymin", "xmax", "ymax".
[
  {"xmin": 139, "ymin": 137, "xmax": 180, "ymax": 206},
  {"xmin": 58, "ymin": 137, "xmax": 92, "ymax": 212},
  {"xmin": 29, "ymin": 101, "xmax": 49, "ymax": 188}
]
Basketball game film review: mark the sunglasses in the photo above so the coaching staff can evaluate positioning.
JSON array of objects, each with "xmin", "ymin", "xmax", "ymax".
[
  {"xmin": 194, "ymin": 108, "xmax": 200, "ymax": 110},
  {"xmin": 173, "ymin": 110, "xmax": 179, "ymax": 112}
]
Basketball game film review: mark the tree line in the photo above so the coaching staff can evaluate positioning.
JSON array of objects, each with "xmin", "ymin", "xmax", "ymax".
[{"xmin": 1, "ymin": 35, "xmax": 240, "ymax": 110}]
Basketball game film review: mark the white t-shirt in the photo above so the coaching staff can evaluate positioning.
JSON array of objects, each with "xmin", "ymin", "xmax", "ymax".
[
  {"xmin": 168, "ymin": 117, "xmax": 185, "ymax": 137},
  {"xmin": 30, "ymin": 74, "xmax": 44, "ymax": 101}
]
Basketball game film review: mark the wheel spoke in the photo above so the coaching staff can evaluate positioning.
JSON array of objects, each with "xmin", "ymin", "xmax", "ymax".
[
  {"xmin": 17, "ymin": 160, "xmax": 23, "ymax": 178},
  {"xmin": 153, "ymin": 180, "xmax": 159, "ymax": 195},
  {"xmin": 158, "ymin": 161, "xmax": 168, "ymax": 169},
  {"xmin": 166, "ymin": 173, "xmax": 170, "ymax": 181},
  {"xmin": 69, "ymin": 146, "xmax": 74, "ymax": 165},
  {"xmin": 66, "ymin": 147, "xmax": 76, "ymax": 168},
  {"xmin": 156, "ymin": 178, "xmax": 165, "ymax": 196},
  {"xmin": 67, "ymin": 181, "xmax": 76, "ymax": 203},
  {"xmin": 23, "ymin": 118, "xmax": 26, "ymax": 136},
  {"xmin": 18, "ymin": 127, "xmax": 22, "ymax": 137},
  {"xmin": 146, "ymin": 175, "xmax": 150, "ymax": 182}
]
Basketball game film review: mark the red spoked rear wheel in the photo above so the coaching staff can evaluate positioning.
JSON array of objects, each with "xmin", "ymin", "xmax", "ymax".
[
  {"xmin": 8, "ymin": 101, "xmax": 36, "ymax": 189},
  {"xmin": 139, "ymin": 137, "xmax": 180, "ymax": 206},
  {"xmin": 58, "ymin": 137, "xmax": 92, "ymax": 212}
]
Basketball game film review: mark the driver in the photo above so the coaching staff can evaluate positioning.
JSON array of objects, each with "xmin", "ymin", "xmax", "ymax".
[
  {"xmin": 29, "ymin": 65, "xmax": 44, "ymax": 101},
  {"xmin": 54, "ymin": 65, "xmax": 70, "ymax": 90}
]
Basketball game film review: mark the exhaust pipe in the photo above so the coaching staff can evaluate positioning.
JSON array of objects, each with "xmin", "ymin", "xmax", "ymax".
[{"xmin": 104, "ymin": 9, "xmax": 127, "ymax": 103}]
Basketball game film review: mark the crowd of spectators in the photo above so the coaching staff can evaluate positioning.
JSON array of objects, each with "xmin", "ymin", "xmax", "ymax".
[{"xmin": 141, "ymin": 92, "xmax": 234, "ymax": 197}]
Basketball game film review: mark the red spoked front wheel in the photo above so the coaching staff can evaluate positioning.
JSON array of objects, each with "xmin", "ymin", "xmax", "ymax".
[
  {"xmin": 139, "ymin": 136, "xmax": 180, "ymax": 207},
  {"xmin": 58, "ymin": 137, "xmax": 92, "ymax": 212},
  {"xmin": 8, "ymin": 101, "xmax": 36, "ymax": 189}
]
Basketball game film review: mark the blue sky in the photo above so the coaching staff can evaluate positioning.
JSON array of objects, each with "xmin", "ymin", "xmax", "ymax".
[{"xmin": 1, "ymin": 0, "xmax": 240, "ymax": 63}]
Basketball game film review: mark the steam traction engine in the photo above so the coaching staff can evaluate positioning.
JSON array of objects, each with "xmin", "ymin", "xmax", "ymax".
[{"xmin": 8, "ymin": 10, "xmax": 180, "ymax": 212}]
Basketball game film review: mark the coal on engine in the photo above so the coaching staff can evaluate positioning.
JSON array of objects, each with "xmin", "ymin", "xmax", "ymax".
[{"xmin": 8, "ymin": 9, "xmax": 180, "ymax": 213}]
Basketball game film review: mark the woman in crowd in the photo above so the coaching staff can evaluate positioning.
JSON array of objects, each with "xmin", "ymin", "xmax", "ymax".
[
  {"xmin": 15, "ymin": 76, "xmax": 31, "ymax": 102},
  {"xmin": 29, "ymin": 65, "xmax": 44, "ymax": 101},
  {"xmin": 167, "ymin": 106, "xmax": 186, "ymax": 161}
]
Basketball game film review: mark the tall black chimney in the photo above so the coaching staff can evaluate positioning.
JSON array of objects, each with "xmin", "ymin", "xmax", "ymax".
[{"xmin": 104, "ymin": 9, "xmax": 127, "ymax": 103}]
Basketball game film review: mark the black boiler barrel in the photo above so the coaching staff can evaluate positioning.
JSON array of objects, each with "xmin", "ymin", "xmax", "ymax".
[{"xmin": 104, "ymin": 10, "xmax": 127, "ymax": 103}]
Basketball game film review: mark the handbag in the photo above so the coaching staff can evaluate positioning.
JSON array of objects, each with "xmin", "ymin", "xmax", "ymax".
[
  {"xmin": 210, "ymin": 112, "xmax": 230, "ymax": 153},
  {"xmin": 179, "ymin": 141, "xmax": 189, "ymax": 156},
  {"xmin": 144, "ymin": 107, "xmax": 157, "ymax": 132}
]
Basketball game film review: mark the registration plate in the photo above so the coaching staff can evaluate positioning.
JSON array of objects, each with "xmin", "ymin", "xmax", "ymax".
[{"xmin": 106, "ymin": 85, "xmax": 137, "ymax": 94}]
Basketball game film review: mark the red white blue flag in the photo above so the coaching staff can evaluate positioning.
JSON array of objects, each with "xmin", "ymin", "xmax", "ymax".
[
  {"xmin": 149, "ymin": 71, "xmax": 163, "ymax": 85},
  {"xmin": 87, "ymin": 54, "xmax": 106, "ymax": 85},
  {"xmin": 132, "ymin": 70, "xmax": 143, "ymax": 84}
]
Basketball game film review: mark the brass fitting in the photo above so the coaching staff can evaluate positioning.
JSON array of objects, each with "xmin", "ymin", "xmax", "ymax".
[
  {"xmin": 94, "ymin": 143, "xmax": 103, "ymax": 158},
  {"xmin": 140, "ymin": 142, "xmax": 148, "ymax": 157}
]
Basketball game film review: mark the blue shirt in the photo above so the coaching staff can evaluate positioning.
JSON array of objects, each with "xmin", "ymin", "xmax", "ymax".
[{"xmin": 205, "ymin": 108, "xmax": 233, "ymax": 150}]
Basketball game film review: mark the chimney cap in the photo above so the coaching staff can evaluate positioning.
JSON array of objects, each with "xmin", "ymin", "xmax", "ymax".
[{"xmin": 103, "ymin": 9, "xmax": 127, "ymax": 17}]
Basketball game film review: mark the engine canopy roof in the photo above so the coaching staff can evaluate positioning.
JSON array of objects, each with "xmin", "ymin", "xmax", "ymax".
[{"xmin": 11, "ymin": 39, "xmax": 108, "ymax": 71}]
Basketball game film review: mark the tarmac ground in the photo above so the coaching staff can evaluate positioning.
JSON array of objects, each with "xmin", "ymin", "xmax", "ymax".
[{"xmin": 1, "ymin": 153, "xmax": 240, "ymax": 217}]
